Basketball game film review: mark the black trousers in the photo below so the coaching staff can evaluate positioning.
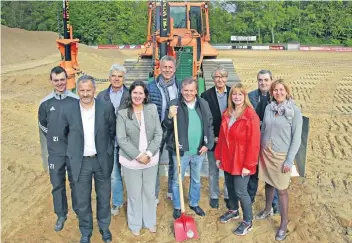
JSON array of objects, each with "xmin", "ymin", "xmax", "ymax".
[
  {"xmin": 247, "ymin": 164, "xmax": 259, "ymax": 203},
  {"xmin": 76, "ymin": 156, "xmax": 111, "ymax": 236},
  {"xmin": 224, "ymin": 171, "xmax": 253, "ymax": 222},
  {"xmin": 48, "ymin": 155, "xmax": 78, "ymax": 217}
]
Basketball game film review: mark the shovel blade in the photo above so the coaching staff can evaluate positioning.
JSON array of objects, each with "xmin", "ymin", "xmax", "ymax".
[{"xmin": 174, "ymin": 213, "xmax": 199, "ymax": 242}]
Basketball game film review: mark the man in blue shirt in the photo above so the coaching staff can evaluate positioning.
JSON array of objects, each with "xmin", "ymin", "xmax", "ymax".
[
  {"xmin": 200, "ymin": 67, "xmax": 231, "ymax": 210},
  {"xmin": 97, "ymin": 64, "xmax": 129, "ymax": 216}
]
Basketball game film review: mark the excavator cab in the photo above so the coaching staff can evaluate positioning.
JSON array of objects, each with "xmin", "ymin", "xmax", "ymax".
[{"xmin": 123, "ymin": 1, "xmax": 239, "ymax": 92}]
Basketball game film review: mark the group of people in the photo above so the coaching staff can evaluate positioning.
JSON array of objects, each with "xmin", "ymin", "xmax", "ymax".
[{"xmin": 38, "ymin": 56, "xmax": 302, "ymax": 243}]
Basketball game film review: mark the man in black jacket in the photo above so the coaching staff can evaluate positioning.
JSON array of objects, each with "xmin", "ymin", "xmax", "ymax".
[
  {"xmin": 248, "ymin": 69, "xmax": 280, "ymax": 214},
  {"xmin": 163, "ymin": 77, "xmax": 214, "ymax": 220},
  {"xmin": 200, "ymin": 67, "xmax": 231, "ymax": 209},
  {"xmin": 96, "ymin": 64, "xmax": 129, "ymax": 216},
  {"xmin": 58, "ymin": 76, "xmax": 116, "ymax": 243},
  {"xmin": 38, "ymin": 66, "xmax": 79, "ymax": 232}
]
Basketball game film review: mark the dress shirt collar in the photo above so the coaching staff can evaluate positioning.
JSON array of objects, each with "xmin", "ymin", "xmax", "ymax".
[
  {"xmin": 80, "ymin": 99, "xmax": 95, "ymax": 113},
  {"xmin": 110, "ymin": 86, "xmax": 124, "ymax": 94},
  {"xmin": 216, "ymin": 87, "xmax": 227, "ymax": 95},
  {"xmin": 184, "ymin": 97, "xmax": 197, "ymax": 109}
]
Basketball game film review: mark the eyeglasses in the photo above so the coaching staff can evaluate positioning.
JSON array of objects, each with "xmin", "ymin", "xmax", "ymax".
[{"xmin": 214, "ymin": 76, "xmax": 227, "ymax": 79}]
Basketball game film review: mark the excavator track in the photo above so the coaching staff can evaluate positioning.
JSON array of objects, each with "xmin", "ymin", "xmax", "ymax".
[
  {"xmin": 202, "ymin": 59, "xmax": 240, "ymax": 89},
  {"xmin": 123, "ymin": 57, "xmax": 153, "ymax": 86}
]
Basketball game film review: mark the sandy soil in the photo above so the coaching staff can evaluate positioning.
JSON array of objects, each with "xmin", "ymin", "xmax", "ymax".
[{"xmin": 1, "ymin": 25, "xmax": 352, "ymax": 243}]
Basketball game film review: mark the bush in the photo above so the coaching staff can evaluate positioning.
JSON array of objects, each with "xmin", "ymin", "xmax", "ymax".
[{"xmin": 343, "ymin": 39, "xmax": 352, "ymax": 47}]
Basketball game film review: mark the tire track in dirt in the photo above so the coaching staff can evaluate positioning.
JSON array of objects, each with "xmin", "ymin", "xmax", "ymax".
[{"xmin": 2, "ymin": 38, "xmax": 352, "ymax": 242}]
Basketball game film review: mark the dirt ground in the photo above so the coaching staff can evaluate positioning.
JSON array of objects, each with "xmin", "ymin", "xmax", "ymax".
[{"xmin": 1, "ymin": 25, "xmax": 351, "ymax": 243}]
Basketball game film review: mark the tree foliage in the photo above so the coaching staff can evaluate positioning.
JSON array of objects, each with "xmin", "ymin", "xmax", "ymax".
[{"xmin": 1, "ymin": 1, "xmax": 351, "ymax": 46}]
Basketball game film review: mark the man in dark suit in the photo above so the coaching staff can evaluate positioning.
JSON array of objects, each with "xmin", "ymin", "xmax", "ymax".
[
  {"xmin": 201, "ymin": 67, "xmax": 231, "ymax": 209},
  {"xmin": 58, "ymin": 75, "xmax": 116, "ymax": 243},
  {"xmin": 96, "ymin": 64, "xmax": 129, "ymax": 216}
]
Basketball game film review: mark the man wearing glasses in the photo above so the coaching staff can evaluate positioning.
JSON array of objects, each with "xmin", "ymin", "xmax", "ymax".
[
  {"xmin": 201, "ymin": 67, "xmax": 230, "ymax": 209},
  {"xmin": 97, "ymin": 64, "xmax": 129, "ymax": 216}
]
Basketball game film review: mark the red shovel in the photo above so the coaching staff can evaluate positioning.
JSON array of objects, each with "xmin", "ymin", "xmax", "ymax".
[{"xmin": 173, "ymin": 115, "xmax": 199, "ymax": 242}]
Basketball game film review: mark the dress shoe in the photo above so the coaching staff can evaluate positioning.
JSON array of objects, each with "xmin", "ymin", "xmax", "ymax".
[
  {"xmin": 275, "ymin": 229, "xmax": 287, "ymax": 241},
  {"xmin": 254, "ymin": 208, "xmax": 273, "ymax": 220},
  {"xmin": 131, "ymin": 230, "xmax": 140, "ymax": 236},
  {"xmin": 111, "ymin": 204, "xmax": 123, "ymax": 216},
  {"xmin": 210, "ymin": 198, "xmax": 219, "ymax": 208},
  {"xmin": 99, "ymin": 229, "xmax": 112, "ymax": 243},
  {"xmin": 189, "ymin": 206, "xmax": 205, "ymax": 216},
  {"xmin": 148, "ymin": 226, "xmax": 157, "ymax": 233},
  {"xmin": 80, "ymin": 234, "xmax": 92, "ymax": 243},
  {"xmin": 54, "ymin": 216, "xmax": 67, "ymax": 232},
  {"xmin": 173, "ymin": 209, "xmax": 181, "ymax": 219},
  {"xmin": 273, "ymin": 204, "xmax": 280, "ymax": 214}
]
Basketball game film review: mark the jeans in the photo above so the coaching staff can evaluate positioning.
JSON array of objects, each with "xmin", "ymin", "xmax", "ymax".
[
  {"xmin": 207, "ymin": 151, "xmax": 228, "ymax": 200},
  {"xmin": 111, "ymin": 147, "xmax": 124, "ymax": 207},
  {"xmin": 172, "ymin": 153, "xmax": 205, "ymax": 209},
  {"xmin": 225, "ymin": 171, "xmax": 252, "ymax": 223},
  {"xmin": 155, "ymin": 147, "xmax": 174, "ymax": 198}
]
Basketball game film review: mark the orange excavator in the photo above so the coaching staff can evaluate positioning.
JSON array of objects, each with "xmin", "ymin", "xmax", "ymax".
[
  {"xmin": 123, "ymin": 1, "xmax": 239, "ymax": 92},
  {"xmin": 56, "ymin": 0, "xmax": 80, "ymax": 91}
]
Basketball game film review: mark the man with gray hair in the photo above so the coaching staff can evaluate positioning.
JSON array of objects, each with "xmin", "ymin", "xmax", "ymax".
[
  {"xmin": 163, "ymin": 77, "xmax": 214, "ymax": 220},
  {"xmin": 147, "ymin": 55, "xmax": 182, "ymax": 204},
  {"xmin": 58, "ymin": 75, "xmax": 116, "ymax": 243},
  {"xmin": 200, "ymin": 66, "xmax": 230, "ymax": 210},
  {"xmin": 97, "ymin": 64, "xmax": 129, "ymax": 216},
  {"xmin": 248, "ymin": 70, "xmax": 279, "ymax": 214}
]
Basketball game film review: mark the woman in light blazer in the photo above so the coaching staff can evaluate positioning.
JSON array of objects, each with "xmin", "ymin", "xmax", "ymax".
[{"xmin": 116, "ymin": 81, "xmax": 162, "ymax": 236}]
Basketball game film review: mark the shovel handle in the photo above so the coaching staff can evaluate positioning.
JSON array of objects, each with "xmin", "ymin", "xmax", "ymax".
[{"xmin": 173, "ymin": 115, "xmax": 185, "ymax": 213}]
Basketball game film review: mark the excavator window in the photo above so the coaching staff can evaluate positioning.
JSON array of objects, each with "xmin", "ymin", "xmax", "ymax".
[
  {"xmin": 170, "ymin": 6, "xmax": 186, "ymax": 28},
  {"xmin": 190, "ymin": 6, "xmax": 202, "ymax": 34}
]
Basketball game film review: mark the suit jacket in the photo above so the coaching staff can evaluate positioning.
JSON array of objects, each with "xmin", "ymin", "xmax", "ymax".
[
  {"xmin": 116, "ymin": 103, "xmax": 162, "ymax": 161},
  {"xmin": 58, "ymin": 99, "xmax": 116, "ymax": 181},
  {"xmin": 96, "ymin": 84, "xmax": 129, "ymax": 114},
  {"xmin": 201, "ymin": 86, "xmax": 231, "ymax": 150},
  {"xmin": 248, "ymin": 89, "xmax": 260, "ymax": 109}
]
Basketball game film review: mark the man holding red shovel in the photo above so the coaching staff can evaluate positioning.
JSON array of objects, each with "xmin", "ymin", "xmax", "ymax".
[{"xmin": 163, "ymin": 77, "xmax": 214, "ymax": 220}]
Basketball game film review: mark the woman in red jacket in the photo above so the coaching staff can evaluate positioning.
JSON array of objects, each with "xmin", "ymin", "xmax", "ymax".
[{"xmin": 215, "ymin": 83, "xmax": 260, "ymax": 236}]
